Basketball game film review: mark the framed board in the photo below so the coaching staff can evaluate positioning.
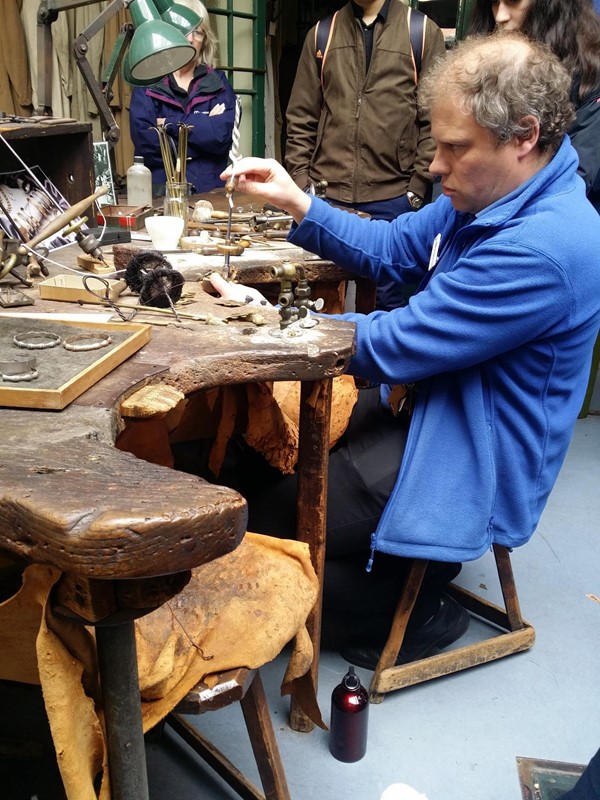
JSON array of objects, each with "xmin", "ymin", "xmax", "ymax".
[
  {"xmin": 516, "ymin": 756, "xmax": 584, "ymax": 800},
  {"xmin": 0, "ymin": 318, "xmax": 151, "ymax": 410},
  {"xmin": 93, "ymin": 141, "xmax": 117, "ymax": 206}
]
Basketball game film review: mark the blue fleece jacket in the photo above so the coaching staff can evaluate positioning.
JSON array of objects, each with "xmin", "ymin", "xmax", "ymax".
[
  {"xmin": 130, "ymin": 65, "xmax": 235, "ymax": 194},
  {"xmin": 289, "ymin": 136, "xmax": 600, "ymax": 562}
]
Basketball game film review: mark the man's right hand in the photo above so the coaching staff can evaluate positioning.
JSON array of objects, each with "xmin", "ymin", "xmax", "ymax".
[{"xmin": 220, "ymin": 158, "xmax": 311, "ymax": 225}]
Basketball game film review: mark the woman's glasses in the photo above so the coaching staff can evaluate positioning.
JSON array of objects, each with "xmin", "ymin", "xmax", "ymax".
[{"xmin": 188, "ymin": 28, "xmax": 204, "ymax": 40}]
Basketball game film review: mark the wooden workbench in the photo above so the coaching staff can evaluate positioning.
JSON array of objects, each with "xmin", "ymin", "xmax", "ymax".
[{"xmin": 0, "ymin": 257, "xmax": 356, "ymax": 797}]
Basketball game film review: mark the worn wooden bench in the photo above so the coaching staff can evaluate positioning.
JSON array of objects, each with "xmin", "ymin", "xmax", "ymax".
[{"xmin": 0, "ymin": 440, "xmax": 247, "ymax": 799}]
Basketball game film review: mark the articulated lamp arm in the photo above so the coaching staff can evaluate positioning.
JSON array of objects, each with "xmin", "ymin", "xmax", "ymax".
[{"xmin": 37, "ymin": 0, "xmax": 129, "ymax": 146}]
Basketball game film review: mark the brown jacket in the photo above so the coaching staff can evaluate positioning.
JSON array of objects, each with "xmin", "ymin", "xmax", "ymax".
[{"xmin": 285, "ymin": 1, "xmax": 445, "ymax": 203}]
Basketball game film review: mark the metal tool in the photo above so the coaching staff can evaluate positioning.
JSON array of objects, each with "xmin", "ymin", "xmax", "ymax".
[
  {"xmin": 271, "ymin": 263, "xmax": 325, "ymax": 330},
  {"xmin": 222, "ymin": 95, "xmax": 243, "ymax": 277}
]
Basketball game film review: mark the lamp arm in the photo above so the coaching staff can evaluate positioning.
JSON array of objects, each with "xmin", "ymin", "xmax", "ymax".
[{"xmin": 37, "ymin": 0, "xmax": 132, "ymax": 147}]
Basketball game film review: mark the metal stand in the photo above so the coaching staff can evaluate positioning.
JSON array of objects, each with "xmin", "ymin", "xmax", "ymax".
[{"xmin": 96, "ymin": 621, "xmax": 149, "ymax": 800}]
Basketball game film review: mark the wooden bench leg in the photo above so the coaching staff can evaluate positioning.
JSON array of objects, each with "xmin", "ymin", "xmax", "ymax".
[
  {"xmin": 291, "ymin": 377, "xmax": 333, "ymax": 732},
  {"xmin": 167, "ymin": 670, "xmax": 291, "ymax": 800},
  {"xmin": 240, "ymin": 671, "xmax": 292, "ymax": 800}
]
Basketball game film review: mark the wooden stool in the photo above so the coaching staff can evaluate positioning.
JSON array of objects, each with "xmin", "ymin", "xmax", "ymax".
[
  {"xmin": 369, "ymin": 544, "xmax": 536, "ymax": 703},
  {"xmin": 164, "ymin": 667, "xmax": 290, "ymax": 800}
]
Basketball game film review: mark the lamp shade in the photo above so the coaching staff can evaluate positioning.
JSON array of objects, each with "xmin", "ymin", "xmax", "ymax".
[
  {"xmin": 153, "ymin": 0, "xmax": 203, "ymax": 35},
  {"xmin": 128, "ymin": 0, "xmax": 195, "ymax": 81},
  {"xmin": 122, "ymin": 51, "xmax": 161, "ymax": 87}
]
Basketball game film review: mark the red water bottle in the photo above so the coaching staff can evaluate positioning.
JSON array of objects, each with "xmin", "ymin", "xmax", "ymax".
[{"xmin": 329, "ymin": 665, "xmax": 369, "ymax": 762}]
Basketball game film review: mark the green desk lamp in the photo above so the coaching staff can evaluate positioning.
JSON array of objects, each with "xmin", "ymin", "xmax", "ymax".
[
  {"xmin": 36, "ymin": 0, "xmax": 197, "ymax": 144},
  {"xmin": 123, "ymin": 0, "xmax": 202, "ymax": 87}
]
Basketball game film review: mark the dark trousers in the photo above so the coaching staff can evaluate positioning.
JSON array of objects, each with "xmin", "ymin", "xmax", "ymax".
[
  {"xmin": 187, "ymin": 387, "xmax": 460, "ymax": 647},
  {"xmin": 560, "ymin": 748, "xmax": 600, "ymax": 800}
]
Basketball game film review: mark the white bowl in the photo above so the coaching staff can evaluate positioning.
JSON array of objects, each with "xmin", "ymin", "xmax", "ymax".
[{"xmin": 145, "ymin": 215, "xmax": 185, "ymax": 250}]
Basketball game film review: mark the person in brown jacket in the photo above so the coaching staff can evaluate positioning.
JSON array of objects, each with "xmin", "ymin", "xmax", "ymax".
[
  {"xmin": 286, "ymin": 4, "xmax": 443, "ymax": 224},
  {"xmin": 285, "ymin": 0, "xmax": 445, "ymax": 308}
]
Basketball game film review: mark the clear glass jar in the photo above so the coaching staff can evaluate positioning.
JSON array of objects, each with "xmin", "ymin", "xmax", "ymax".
[{"xmin": 163, "ymin": 181, "xmax": 189, "ymax": 236}]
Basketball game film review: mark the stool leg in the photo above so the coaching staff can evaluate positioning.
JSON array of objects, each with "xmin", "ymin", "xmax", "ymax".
[
  {"xmin": 369, "ymin": 559, "xmax": 428, "ymax": 703},
  {"xmin": 240, "ymin": 671, "xmax": 292, "ymax": 800},
  {"xmin": 96, "ymin": 622, "xmax": 149, "ymax": 800},
  {"xmin": 493, "ymin": 545, "xmax": 526, "ymax": 631}
]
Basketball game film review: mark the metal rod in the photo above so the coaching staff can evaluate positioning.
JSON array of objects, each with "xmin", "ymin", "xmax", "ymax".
[
  {"xmin": 95, "ymin": 622, "xmax": 150, "ymax": 800},
  {"xmin": 223, "ymin": 95, "xmax": 242, "ymax": 278}
]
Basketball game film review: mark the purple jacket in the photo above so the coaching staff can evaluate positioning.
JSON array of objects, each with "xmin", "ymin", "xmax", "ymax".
[{"xmin": 130, "ymin": 65, "xmax": 235, "ymax": 193}]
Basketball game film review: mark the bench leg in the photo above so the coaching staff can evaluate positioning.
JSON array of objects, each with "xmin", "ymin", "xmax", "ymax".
[
  {"xmin": 241, "ymin": 671, "xmax": 291, "ymax": 800},
  {"xmin": 96, "ymin": 622, "xmax": 149, "ymax": 800}
]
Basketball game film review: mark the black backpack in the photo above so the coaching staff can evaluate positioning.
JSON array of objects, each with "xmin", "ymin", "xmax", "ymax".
[{"xmin": 314, "ymin": 5, "xmax": 427, "ymax": 90}]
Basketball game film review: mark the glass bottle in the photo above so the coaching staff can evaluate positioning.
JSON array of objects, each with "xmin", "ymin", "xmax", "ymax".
[
  {"xmin": 126, "ymin": 156, "xmax": 152, "ymax": 207},
  {"xmin": 329, "ymin": 665, "xmax": 369, "ymax": 762}
]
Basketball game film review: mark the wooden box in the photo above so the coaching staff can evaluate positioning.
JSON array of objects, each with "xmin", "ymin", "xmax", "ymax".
[
  {"xmin": 0, "ymin": 120, "xmax": 94, "ymax": 217},
  {"xmin": 0, "ymin": 318, "xmax": 151, "ymax": 410},
  {"xmin": 39, "ymin": 274, "xmax": 120, "ymax": 304}
]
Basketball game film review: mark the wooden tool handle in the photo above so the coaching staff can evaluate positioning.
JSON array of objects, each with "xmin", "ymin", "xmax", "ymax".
[{"xmin": 25, "ymin": 186, "xmax": 109, "ymax": 249}]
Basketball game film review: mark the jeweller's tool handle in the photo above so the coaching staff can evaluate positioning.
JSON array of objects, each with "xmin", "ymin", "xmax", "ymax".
[
  {"xmin": 223, "ymin": 96, "xmax": 242, "ymax": 278},
  {"xmin": 225, "ymin": 174, "xmax": 239, "ymax": 196},
  {"xmin": 24, "ymin": 186, "xmax": 109, "ymax": 249}
]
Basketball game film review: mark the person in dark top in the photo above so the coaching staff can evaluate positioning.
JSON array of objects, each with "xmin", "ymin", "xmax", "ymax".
[{"xmin": 129, "ymin": 0, "xmax": 235, "ymax": 194}]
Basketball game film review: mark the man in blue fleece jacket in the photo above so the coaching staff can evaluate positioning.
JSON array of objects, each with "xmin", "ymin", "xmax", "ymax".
[{"xmin": 218, "ymin": 32, "xmax": 600, "ymax": 666}]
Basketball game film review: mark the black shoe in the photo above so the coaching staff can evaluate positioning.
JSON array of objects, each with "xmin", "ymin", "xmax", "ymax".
[{"xmin": 340, "ymin": 593, "xmax": 470, "ymax": 671}]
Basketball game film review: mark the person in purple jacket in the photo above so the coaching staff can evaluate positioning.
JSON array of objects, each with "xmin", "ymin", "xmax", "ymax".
[
  {"xmin": 215, "ymin": 32, "xmax": 600, "ymax": 668},
  {"xmin": 129, "ymin": 1, "xmax": 235, "ymax": 194}
]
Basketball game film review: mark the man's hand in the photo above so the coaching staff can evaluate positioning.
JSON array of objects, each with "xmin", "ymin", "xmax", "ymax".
[
  {"xmin": 220, "ymin": 157, "xmax": 311, "ymax": 224},
  {"xmin": 208, "ymin": 272, "xmax": 271, "ymax": 306}
]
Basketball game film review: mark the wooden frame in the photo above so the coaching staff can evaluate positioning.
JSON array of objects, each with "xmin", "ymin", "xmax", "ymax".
[
  {"xmin": 369, "ymin": 545, "xmax": 536, "ymax": 702},
  {"xmin": 167, "ymin": 668, "xmax": 291, "ymax": 800}
]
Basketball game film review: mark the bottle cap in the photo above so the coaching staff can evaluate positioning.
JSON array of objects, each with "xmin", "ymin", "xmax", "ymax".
[
  {"xmin": 134, "ymin": 156, "xmax": 144, "ymax": 164},
  {"xmin": 342, "ymin": 665, "xmax": 361, "ymax": 691}
]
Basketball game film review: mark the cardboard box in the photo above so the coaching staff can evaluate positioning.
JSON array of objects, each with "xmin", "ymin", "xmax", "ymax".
[{"xmin": 96, "ymin": 204, "xmax": 154, "ymax": 230}]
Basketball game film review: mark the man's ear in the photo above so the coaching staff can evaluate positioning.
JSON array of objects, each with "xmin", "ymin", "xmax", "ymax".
[{"xmin": 516, "ymin": 114, "xmax": 541, "ymax": 155}]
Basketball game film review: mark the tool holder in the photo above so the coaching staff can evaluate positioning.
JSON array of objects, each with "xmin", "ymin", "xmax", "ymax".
[{"xmin": 271, "ymin": 263, "xmax": 325, "ymax": 330}]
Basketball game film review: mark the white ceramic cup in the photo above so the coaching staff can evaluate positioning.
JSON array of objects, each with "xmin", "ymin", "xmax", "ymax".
[{"xmin": 145, "ymin": 215, "xmax": 185, "ymax": 250}]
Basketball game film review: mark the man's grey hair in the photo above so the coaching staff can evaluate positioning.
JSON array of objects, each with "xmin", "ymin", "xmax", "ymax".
[{"xmin": 418, "ymin": 32, "xmax": 575, "ymax": 154}]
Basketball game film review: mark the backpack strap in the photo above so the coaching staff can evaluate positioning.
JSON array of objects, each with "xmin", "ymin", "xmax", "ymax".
[
  {"xmin": 315, "ymin": 6, "xmax": 425, "ymax": 89},
  {"xmin": 314, "ymin": 11, "xmax": 339, "ymax": 90},
  {"xmin": 407, "ymin": 6, "xmax": 426, "ymax": 84}
]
